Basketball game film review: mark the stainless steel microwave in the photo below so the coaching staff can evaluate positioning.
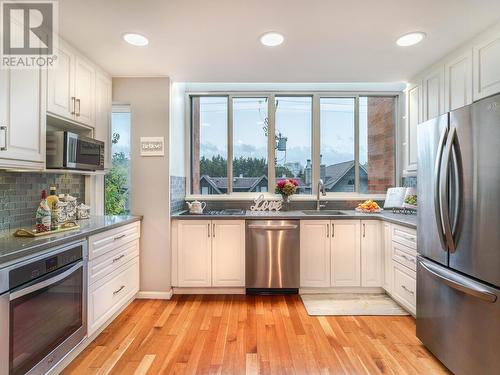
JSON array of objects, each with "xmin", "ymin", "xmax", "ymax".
[{"xmin": 46, "ymin": 131, "xmax": 105, "ymax": 171}]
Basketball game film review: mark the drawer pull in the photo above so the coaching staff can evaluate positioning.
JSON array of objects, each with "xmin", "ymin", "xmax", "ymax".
[
  {"xmin": 400, "ymin": 254, "xmax": 416, "ymax": 263},
  {"xmin": 401, "ymin": 285, "xmax": 414, "ymax": 295},
  {"xmin": 114, "ymin": 234, "xmax": 126, "ymax": 241},
  {"xmin": 112, "ymin": 254, "xmax": 125, "ymax": 263},
  {"xmin": 113, "ymin": 285, "xmax": 126, "ymax": 296}
]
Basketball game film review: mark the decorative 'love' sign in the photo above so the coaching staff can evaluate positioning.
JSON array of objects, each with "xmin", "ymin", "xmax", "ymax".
[{"xmin": 250, "ymin": 194, "xmax": 282, "ymax": 211}]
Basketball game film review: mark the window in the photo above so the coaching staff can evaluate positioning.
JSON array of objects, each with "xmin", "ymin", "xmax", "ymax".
[
  {"xmin": 105, "ymin": 106, "xmax": 131, "ymax": 215},
  {"xmin": 320, "ymin": 98, "xmax": 356, "ymax": 192},
  {"xmin": 191, "ymin": 96, "xmax": 228, "ymax": 195},
  {"xmin": 189, "ymin": 93, "xmax": 397, "ymax": 196},
  {"xmin": 359, "ymin": 96, "xmax": 396, "ymax": 193},
  {"xmin": 275, "ymin": 97, "xmax": 312, "ymax": 194},
  {"xmin": 232, "ymin": 98, "xmax": 268, "ymax": 193}
]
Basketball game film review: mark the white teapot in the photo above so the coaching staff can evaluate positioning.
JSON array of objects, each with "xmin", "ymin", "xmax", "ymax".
[{"xmin": 186, "ymin": 200, "xmax": 206, "ymax": 214}]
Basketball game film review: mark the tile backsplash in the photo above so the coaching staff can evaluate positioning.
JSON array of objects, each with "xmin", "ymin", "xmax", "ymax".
[
  {"xmin": 0, "ymin": 172, "xmax": 85, "ymax": 230},
  {"xmin": 170, "ymin": 175, "xmax": 186, "ymax": 213},
  {"xmin": 402, "ymin": 176, "xmax": 417, "ymax": 188}
]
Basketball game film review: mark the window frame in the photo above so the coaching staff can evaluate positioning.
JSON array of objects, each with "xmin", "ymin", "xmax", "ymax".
[{"xmin": 186, "ymin": 91, "xmax": 402, "ymax": 200}]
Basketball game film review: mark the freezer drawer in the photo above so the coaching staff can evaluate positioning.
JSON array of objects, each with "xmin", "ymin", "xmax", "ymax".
[{"xmin": 417, "ymin": 256, "xmax": 499, "ymax": 375}]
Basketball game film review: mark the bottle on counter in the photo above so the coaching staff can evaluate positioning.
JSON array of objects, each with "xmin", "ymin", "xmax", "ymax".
[
  {"xmin": 35, "ymin": 190, "xmax": 51, "ymax": 233},
  {"xmin": 47, "ymin": 186, "xmax": 60, "ymax": 230}
]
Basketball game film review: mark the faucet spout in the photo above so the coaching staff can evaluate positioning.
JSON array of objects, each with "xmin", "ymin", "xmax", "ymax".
[{"xmin": 316, "ymin": 179, "xmax": 327, "ymax": 211}]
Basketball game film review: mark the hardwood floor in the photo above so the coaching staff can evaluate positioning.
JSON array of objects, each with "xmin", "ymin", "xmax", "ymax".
[{"xmin": 63, "ymin": 295, "xmax": 450, "ymax": 375}]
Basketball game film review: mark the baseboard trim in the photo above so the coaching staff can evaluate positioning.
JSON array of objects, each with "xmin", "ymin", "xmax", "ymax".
[
  {"xmin": 300, "ymin": 287, "xmax": 384, "ymax": 294},
  {"xmin": 136, "ymin": 290, "xmax": 173, "ymax": 300},
  {"xmin": 173, "ymin": 287, "xmax": 245, "ymax": 295}
]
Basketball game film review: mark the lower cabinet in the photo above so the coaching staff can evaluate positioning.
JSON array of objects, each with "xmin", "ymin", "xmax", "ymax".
[
  {"xmin": 176, "ymin": 220, "xmax": 245, "ymax": 287},
  {"xmin": 87, "ymin": 222, "xmax": 141, "ymax": 336},
  {"xmin": 300, "ymin": 219, "xmax": 382, "ymax": 288},
  {"xmin": 391, "ymin": 261, "xmax": 416, "ymax": 314}
]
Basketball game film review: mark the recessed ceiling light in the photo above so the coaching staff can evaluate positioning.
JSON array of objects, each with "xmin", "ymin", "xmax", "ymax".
[
  {"xmin": 123, "ymin": 33, "xmax": 149, "ymax": 46},
  {"xmin": 396, "ymin": 32, "xmax": 426, "ymax": 47},
  {"xmin": 260, "ymin": 32, "xmax": 284, "ymax": 47}
]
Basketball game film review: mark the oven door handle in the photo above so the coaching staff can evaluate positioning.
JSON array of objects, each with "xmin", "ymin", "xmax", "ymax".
[{"xmin": 10, "ymin": 261, "xmax": 83, "ymax": 301}]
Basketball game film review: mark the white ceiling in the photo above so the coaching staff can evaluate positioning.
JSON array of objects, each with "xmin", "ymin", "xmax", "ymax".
[{"xmin": 58, "ymin": 0, "xmax": 500, "ymax": 82}]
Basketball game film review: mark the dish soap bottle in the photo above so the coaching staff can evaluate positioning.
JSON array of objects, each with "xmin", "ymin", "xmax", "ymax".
[
  {"xmin": 35, "ymin": 190, "xmax": 51, "ymax": 233},
  {"xmin": 47, "ymin": 186, "xmax": 59, "ymax": 230}
]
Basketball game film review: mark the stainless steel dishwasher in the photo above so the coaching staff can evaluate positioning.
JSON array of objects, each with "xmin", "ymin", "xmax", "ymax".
[{"xmin": 246, "ymin": 220, "xmax": 300, "ymax": 294}]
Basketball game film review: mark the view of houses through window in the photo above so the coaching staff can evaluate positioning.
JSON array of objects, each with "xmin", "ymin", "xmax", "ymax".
[{"xmin": 191, "ymin": 94, "xmax": 396, "ymax": 195}]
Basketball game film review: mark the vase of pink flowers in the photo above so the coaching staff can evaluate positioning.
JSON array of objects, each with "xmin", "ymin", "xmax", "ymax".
[{"xmin": 275, "ymin": 179, "xmax": 298, "ymax": 210}]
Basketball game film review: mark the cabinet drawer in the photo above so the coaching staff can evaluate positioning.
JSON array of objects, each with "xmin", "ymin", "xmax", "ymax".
[
  {"xmin": 88, "ymin": 257, "xmax": 139, "ymax": 336},
  {"xmin": 392, "ymin": 242, "xmax": 417, "ymax": 271},
  {"xmin": 392, "ymin": 262, "xmax": 416, "ymax": 314},
  {"xmin": 392, "ymin": 225, "xmax": 417, "ymax": 249},
  {"xmin": 89, "ymin": 222, "xmax": 140, "ymax": 260},
  {"xmin": 88, "ymin": 239, "xmax": 139, "ymax": 285}
]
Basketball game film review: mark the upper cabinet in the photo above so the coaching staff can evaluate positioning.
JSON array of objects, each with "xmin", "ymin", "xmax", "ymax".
[
  {"xmin": 0, "ymin": 68, "xmax": 46, "ymax": 169},
  {"xmin": 422, "ymin": 66, "xmax": 445, "ymax": 121},
  {"xmin": 404, "ymin": 82, "xmax": 420, "ymax": 174},
  {"xmin": 473, "ymin": 33, "xmax": 500, "ymax": 101},
  {"xmin": 95, "ymin": 73, "xmax": 112, "ymax": 169},
  {"xmin": 444, "ymin": 51, "xmax": 473, "ymax": 111},
  {"xmin": 47, "ymin": 41, "xmax": 96, "ymax": 127}
]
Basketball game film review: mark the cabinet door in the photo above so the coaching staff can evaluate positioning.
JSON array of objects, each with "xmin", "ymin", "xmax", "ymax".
[
  {"xmin": 473, "ymin": 33, "xmax": 500, "ymax": 100},
  {"xmin": 361, "ymin": 221, "xmax": 383, "ymax": 287},
  {"xmin": 423, "ymin": 67, "xmax": 445, "ymax": 121},
  {"xmin": 444, "ymin": 52, "xmax": 472, "ymax": 111},
  {"xmin": 47, "ymin": 44, "xmax": 75, "ymax": 119},
  {"xmin": 0, "ymin": 68, "xmax": 45, "ymax": 166},
  {"xmin": 212, "ymin": 220, "xmax": 245, "ymax": 287},
  {"xmin": 74, "ymin": 56, "xmax": 95, "ymax": 126},
  {"xmin": 177, "ymin": 220, "xmax": 212, "ymax": 287},
  {"xmin": 405, "ymin": 83, "xmax": 420, "ymax": 172},
  {"xmin": 383, "ymin": 223, "xmax": 392, "ymax": 293},
  {"xmin": 95, "ymin": 72, "xmax": 112, "ymax": 169},
  {"xmin": 300, "ymin": 220, "xmax": 330, "ymax": 287},
  {"xmin": 331, "ymin": 220, "xmax": 361, "ymax": 287}
]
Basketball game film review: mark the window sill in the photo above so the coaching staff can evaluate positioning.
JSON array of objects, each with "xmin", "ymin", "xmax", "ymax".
[{"xmin": 184, "ymin": 193, "xmax": 387, "ymax": 201}]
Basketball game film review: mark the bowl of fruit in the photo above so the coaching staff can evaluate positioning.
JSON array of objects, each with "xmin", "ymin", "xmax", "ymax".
[{"xmin": 355, "ymin": 200, "xmax": 382, "ymax": 213}]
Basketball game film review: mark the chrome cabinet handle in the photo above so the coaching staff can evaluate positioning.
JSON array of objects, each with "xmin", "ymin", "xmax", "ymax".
[
  {"xmin": 76, "ymin": 98, "xmax": 81, "ymax": 116},
  {"xmin": 113, "ymin": 285, "xmax": 125, "ymax": 296},
  {"xmin": 71, "ymin": 96, "xmax": 76, "ymax": 115},
  {"xmin": 0, "ymin": 126, "xmax": 7, "ymax": 151},
  {"xmin": 212, "ymin": 223, "xmax": 216, "ymax": 238},
  {"xmin": 331, "ymin": 223, "xmax": 335, "ymax": 238},
  {"xmin": 362, "ymin": 224, "xmax": 366, "ymax": 238},
  {"xmin": 401, "ymin": 285, "xmax": 414, "ymax": 295},
  {"xmin": 434, "ymin": 126, "xmax": 448, "ymax": 250},
  {"xmin": 112, "ymin": 254, "xmax": 125, "ymax": 263},
  {"xmin": 401, "ymin": 254, "xmax": 416, "ymax": 263},
  {"xmin": 326, "ymin": 223, "xmax": 329, "ymax": 238},
  {"xmin": 114, "ymin": 234, "xmax": 126, "ymax": 241},
  {"xmin": 208, "ymin": 223, "xmax": 210, "ymax": 237}
]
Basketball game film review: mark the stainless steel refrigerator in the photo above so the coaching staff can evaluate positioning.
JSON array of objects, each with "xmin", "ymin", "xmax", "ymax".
[{"xmin": 417, "ymin": 93, "xmax": 500, "ymax": 375}]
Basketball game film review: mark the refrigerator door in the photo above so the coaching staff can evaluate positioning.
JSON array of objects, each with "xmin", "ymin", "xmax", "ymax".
[
  {"xmin": 417, "ymin": 256, "xmax": 499, "ymax": 375},
  {"xmin": 448, "ymin": 94, "xmax": 500, "ymax": 287},
  {"xmin": 417, "ymin": 113, "xmax": 449, "ymax": 266}
]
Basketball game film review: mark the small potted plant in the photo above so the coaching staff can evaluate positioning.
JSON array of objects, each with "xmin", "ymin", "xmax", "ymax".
[{"xmin": 276, "ymin": 179, "xmax": 298, "ymax": 210}]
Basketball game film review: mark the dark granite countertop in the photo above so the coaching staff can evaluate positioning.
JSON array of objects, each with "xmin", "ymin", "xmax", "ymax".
[
  {"xmin": 171, "ymin": 210, "xmax": 417, "ymax": 229},
  {"xmin": 0, "ymin": 215, "xmax": 142, "ymax": 269}
]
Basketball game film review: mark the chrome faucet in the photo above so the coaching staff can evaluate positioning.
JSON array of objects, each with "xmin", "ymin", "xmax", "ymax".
[{"xmin": 316, "ymin": 179, "xmax": 327, "ymax": 211}]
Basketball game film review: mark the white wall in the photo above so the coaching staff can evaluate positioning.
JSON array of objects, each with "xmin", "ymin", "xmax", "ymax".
[
  {"xmin": 170, "ymin": 82, "xmax": 186, "ymax": 177},
  {"xmin": 113, "ymin": 77, "xmax": 171, "ymax": 295}
]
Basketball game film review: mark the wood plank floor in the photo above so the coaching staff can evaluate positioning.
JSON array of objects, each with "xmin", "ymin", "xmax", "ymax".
[{"xmin": 63, "ymin": 295, "xmax": 451, "ymax": 375}]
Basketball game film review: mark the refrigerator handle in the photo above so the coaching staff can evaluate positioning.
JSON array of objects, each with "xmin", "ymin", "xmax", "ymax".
[
  {"xmin": 434, "ymin": 126, "xmax": 448, "ymax": 250},
  {"xmin": 441, "ymin": 127, "xmax": 457, "ymax": 252},
  {"xmin": 450, "ymin": 138, "xmax": 462, "ymax": 242},
  {"xmin": 419, "ymin": 258, "xmax": 497, "ymax": 303}
]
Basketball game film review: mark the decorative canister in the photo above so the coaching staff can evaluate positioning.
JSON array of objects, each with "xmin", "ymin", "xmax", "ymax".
[
  {"xmin": 76, "ymin": 203, "xmax": 91, "ymax": 219},
  {"xmin": 56, "ymin": 200, "xmax": 68, "ymax": 223},
  {"xmin": 59, "ymin": 194, "xmax": 77, "ymax": 220}
]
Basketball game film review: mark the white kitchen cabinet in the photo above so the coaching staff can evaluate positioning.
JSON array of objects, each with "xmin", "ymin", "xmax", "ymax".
[
  {"xmin": 177, "ymin": 220, "xmax": 212, "ymax": 287},
  {"xmin": 422, "ymin": 66, "xmax": 445, "ymax": 121},
  {"xmin": 212, "ymin": 220, "xmax": 245, "ymax": 287},
  {"xmin": 176, "ymin": 219, "xmax": 245, "ymax": 287},
  {"xmin": 74, "ymin": 56, "xmax": 95, "ymax": 126},
  {"xmin": 360, "ymin": 221, "xmax": 383, "ymax": 287},
  {"xmin": 391, "ymin": 261, "xmax": 416, "ymax": 315},
  {"xmin": 330, "ymin": 220, "xmax": 361, "ymax": 287},
  {"xmin": 473, "ymin": 33, "xmax": 500, "ymax": 100},
  {"xmin": 95, "ymin": 72, "xmax": 112, "ymax": 169},
  {"xmin": 444, "ymin": 51, "xmax": 473, "ymax": 111},
  {"xmin": 383, "ymin": 223, "xmax": 392, "ymax": 293},
  {"xmin": 0, "ymin": 67, "xmax": 45, "ymax": 169},
  {"xmin": 300, "ymin": 221, "xmax": 331, "ymax": 287},
  {"xmin": 405, "ymin": 83, "xmax": 420, "ymax": 173}
]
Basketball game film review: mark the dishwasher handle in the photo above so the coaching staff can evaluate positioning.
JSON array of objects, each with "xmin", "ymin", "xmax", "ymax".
[{"xmin": 247, "ymin": 224, "xmax": 298, "ymax": 230}]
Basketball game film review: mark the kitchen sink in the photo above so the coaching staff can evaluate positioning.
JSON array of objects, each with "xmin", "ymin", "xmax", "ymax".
[{"xmin": 301, "ymin": 210, "xmax": 346, "ymax": 215}]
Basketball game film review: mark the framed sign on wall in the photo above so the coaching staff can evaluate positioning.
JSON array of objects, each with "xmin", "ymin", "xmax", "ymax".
[{"xmin": 140, "ymin": 137, "xmax": 165, "ymax": 156}]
